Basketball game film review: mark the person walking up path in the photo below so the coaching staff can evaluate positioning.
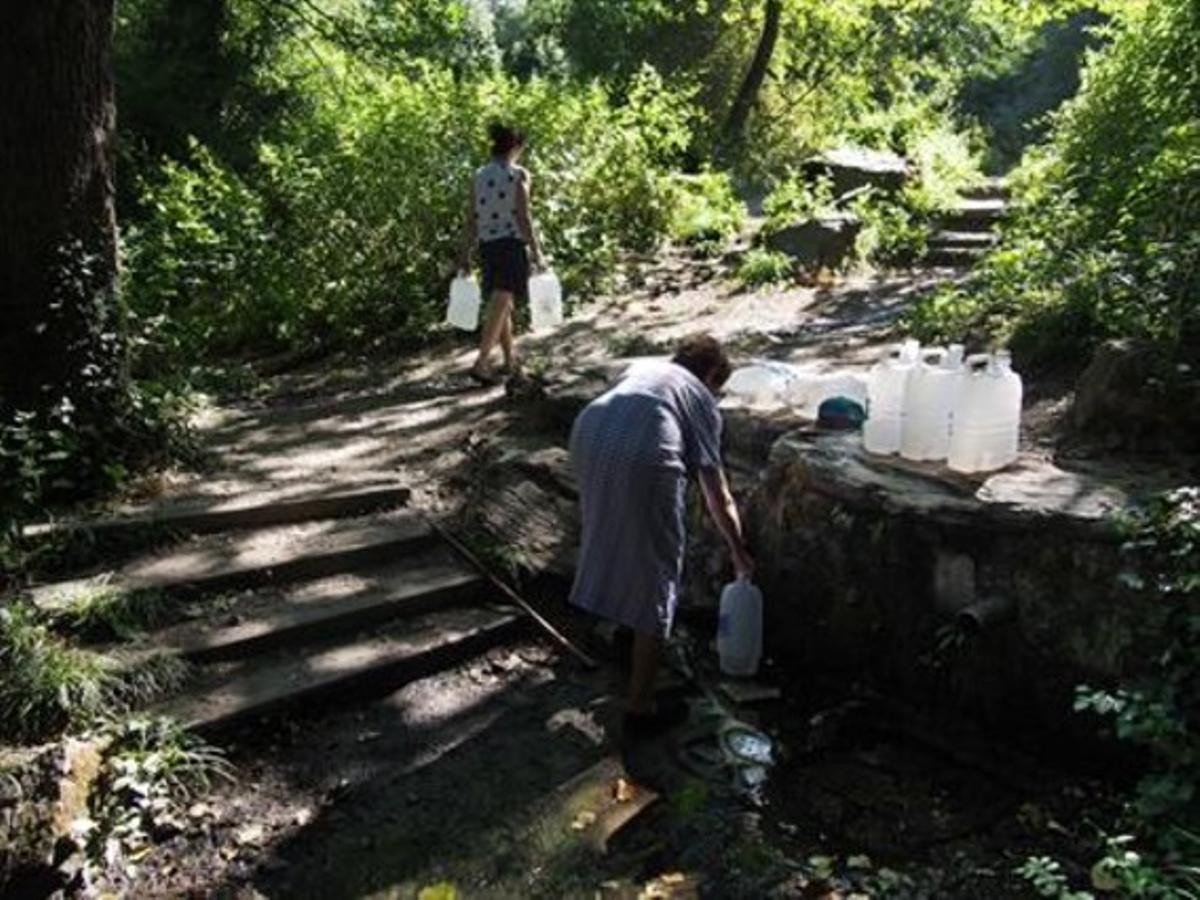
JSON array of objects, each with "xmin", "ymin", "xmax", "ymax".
[{"xmin": 459, "ymin": 122, "xmax": 547, "ymax": 385}]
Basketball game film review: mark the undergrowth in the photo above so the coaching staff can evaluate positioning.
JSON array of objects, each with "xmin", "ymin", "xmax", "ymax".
[
  {"xmin": 0, "ymin": 602, "xmax": 189, "ymax": 745},
  {"xmin": 1020, "ymin": 487, "xmax": 1200, "ymax": 898},
  {"xmin": 57, "ymin": 584, "xmax": 174, "ymax": 643},
  {"xmin": 737, "ymin": 249, "xmax": 794, "ymax": 289},
  {"xmin": 80, "ymin": 716, "xmax": 233, "ymax": 882}
]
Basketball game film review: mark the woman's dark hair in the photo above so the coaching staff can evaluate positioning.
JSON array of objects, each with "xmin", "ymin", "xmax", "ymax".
[
  {"xmin": 672, "ymin": 333, "xmax": 732, "ymax": 388},
  {"xmin": 489, "ymin": 122, "xmax": 525, "ymax": 156}
]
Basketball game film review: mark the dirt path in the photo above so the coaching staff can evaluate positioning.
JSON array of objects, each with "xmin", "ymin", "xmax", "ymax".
[{"xmin": 115, "ymin": 255, "xmax": 953, "ymax": 523}]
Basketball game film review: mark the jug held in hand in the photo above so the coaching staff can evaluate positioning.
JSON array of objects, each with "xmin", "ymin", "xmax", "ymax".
[
  {"xmin": 528, "ymin": 270, "xmax": 564, "ymax": 332},
  {"xmin": 447, "ymin": 273, "xmax": 482, "ymax": 331},
  {"xmin": 717, "ymin": 576, "xmax": 763, "ymax": 678}
]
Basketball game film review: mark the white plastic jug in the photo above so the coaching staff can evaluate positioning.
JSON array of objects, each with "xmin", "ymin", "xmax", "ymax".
[
  {"xmin": 717, "ymin": 576, "xmax": 763, "ymax": 677},
  {"xmin": 808, "ymin": 371, "xmax": 869, "ymax": 409},
  {"xmin": 726, "ymin": 362, "xmax": 800, "ymax": 408},
  {"xmin": 947, "ymin": 350, "xmax": 1023, "ymax": 473},
  {"xmin": 528, "ymin": 271, "xmax": 564, "ymax": 332},
  {"xmin": 446, "ymin": 274, "xmax": 481, "ymax": 331},
  {"xmin": 863, "ymin": 340, "xmax": 920, "ymax": 455},
  {"xmin": 900, "ymin": 344, "xmax": 964, "ymax": 461}
]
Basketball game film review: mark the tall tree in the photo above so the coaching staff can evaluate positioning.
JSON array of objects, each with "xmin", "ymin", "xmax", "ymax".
[
  {"xmin": 719, "ymin": 0, "xmax": 783, "ymax": 157},
  {"xmin": 0, "ymin": 0, "xmax": 128, "ymax": 418}
]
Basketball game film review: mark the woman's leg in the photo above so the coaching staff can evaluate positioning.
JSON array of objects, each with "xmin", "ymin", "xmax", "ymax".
[
  {"xmin": 473, "ymin": 290, "xmax": 514, "ymax": 374},
  {"xmin": 499, "ymin": 305, "xmax": 516, "ymax": 372},
  {"xmin": 628, "ymin": 631, "xmax": 662, "ymax": 715}
]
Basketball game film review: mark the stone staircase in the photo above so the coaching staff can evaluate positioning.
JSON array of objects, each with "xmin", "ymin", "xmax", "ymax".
[
  {"xmin": 924, "ymin": 178, "xmax": 1009, "ymax": 269},
  {"xmin": 26, "ymin": 490, "xmax": 534, "ymax": 735}
]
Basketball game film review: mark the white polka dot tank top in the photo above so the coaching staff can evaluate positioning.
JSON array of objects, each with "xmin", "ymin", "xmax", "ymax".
[{"xmin": 474, "ymin": 158, "xmax": 524, "ymax": 244}]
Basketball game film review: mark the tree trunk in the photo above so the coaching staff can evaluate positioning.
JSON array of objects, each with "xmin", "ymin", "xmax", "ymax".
[
  {"xmin": 719, "ymin": 0, "xmax": 783, "ymax": 159},
  {"xmin": 0, "ymin": 0, "xmax": 126, "ymax": 416}
]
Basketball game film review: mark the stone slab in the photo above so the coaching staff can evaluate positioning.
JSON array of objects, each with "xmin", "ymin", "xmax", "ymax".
[
  {"xmin": 30, "ymin": 511, "xmax": 436, "ymax": 613},
  {"xmin": 162, "ymin": 604, "xmax": 525, "ymax": 732},
  {"xmin": 154, "ymin": 549, "xmax": 482, "ymax": 662},
  {"xmin": 21, "ymin": 484, "xmax": 411, "ymax": 545},
  {"xmin": 768, "ymin": 431, "xmax": 1131, "ymax": 539}
]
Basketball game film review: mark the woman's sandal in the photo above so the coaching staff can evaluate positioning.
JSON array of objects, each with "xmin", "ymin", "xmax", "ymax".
[
  {"xmin": 468, "ymin": 367, "xmax": 502, "ymax": 386},
  {"xmin": 622, "ymin": 696, "xmax": 690, "ymax": 739}
]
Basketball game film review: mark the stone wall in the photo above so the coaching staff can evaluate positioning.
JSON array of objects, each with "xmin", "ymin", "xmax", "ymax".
[
  {"xmin": 688, "ymin": 431, "xmax": 1158, "ymax": 738},
  {"xmin": 509, "ymin": 365, "xmax": 1157, "ymax": 738}
]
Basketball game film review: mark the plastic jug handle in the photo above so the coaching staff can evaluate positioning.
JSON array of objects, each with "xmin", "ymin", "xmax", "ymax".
[{"xmin": 965, "ymin": 353, "xmax": 990, "ymax": 371}]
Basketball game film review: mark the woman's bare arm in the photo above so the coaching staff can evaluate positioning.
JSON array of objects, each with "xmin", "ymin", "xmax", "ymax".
[{"xmin": 699, "ymin": 466, "xmax": 754, "ymax": 577}]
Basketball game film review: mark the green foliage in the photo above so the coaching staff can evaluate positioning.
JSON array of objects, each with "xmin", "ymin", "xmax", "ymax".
[
  {"xmin": 909, "ymin": 0, "xmax": 1200, "ymax": 369},
  {"xmin": 1020, "ymin": 488, "xmax": 1200, "ymax": 900},
  {"xmin": 761, "ymin": 174, "xmax": 836, "ymax": 236},
  {"xmin": 737, "ymin": 249, "xmax": 794, "ymax": 288},
  {"xmin": 0, "ymin": 602, "xmax": 188, "ymax": 744},
  {"xmin": 124, "ymin": 59, "xmax": 692, "ymax": 363},
  {"xmin": 853, "ymin": 192, "xmax": 930, "ymax": 268},
  {"xmin": 667, "ymin": 171, "xmax": 747, "ymax": 253},
  {"xmin": 1017, "ymin": 856, "xmax": 1093, "ymax": 899},
  {"xmin": 58, "ymin": 585, "xmax": 172, "ymax": 643},
  {"xmin": 1079, "ymin": 488, "xmax": 1200, "ymax": 827},
  {"xmin": 83, "ymin": 716, "xmax": 233, "ymax": 872},
  {"xmin": 0, "ymin": 602, "xmax": 119, "ymax": 743}
]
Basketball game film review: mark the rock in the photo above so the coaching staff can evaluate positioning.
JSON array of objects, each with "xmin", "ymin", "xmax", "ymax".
[
  {"xmin": 1069, "ymin": 338, "xmax": 1200, "ymax": 453},
  {"xmin": 805, "ymin": 147, "xmax": 910, "ymax": 197},
  {"xmin": 1, "ymin": 736, "xmax": 110, "ymax": 887},
  {"xmin": 685, "ymin": 430, "xmax": 1165, "ymax": 741},
  {"xmin": 764, "ymin": 214, "xmax": 862, "ymax": 271}
]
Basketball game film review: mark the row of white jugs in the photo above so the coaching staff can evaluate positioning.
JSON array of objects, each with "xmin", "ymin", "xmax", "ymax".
[
  {"xmin": 863, "ymin": 339, "xmax": 1023, "ymax": 473},
  {"xmin": 446, "ymin": 272, "xmax": 564, "ymax": 333}
]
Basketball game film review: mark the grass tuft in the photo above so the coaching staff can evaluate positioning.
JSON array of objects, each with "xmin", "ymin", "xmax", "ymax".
[
  {"xmin": 736, "ymin": 249, "xmax": 795, "ymax": 289},
  {"xmin": 0, "ymin": 602, "xmax": 191, "ymax": 744}
]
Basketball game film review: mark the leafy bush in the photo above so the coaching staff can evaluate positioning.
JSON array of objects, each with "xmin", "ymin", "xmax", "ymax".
[
  {"xmin": 667, "ymin": 171, "xmax": 746, "ymax": 254},
  {"xmin": 908, "ymin": 1, "xmax": 1200, "ymax": 370},
  {"xmin": 853, "ymin": 192, "xmax": 930, "ymax": 268},
  {"xmin": 761, "ymin": 174, "xmax": 837, "ymax": 237},
  {"xmin": 736, "ymin": 249, "xmax": 794, "ymax": 288},
  {"xmin": 123, "ymin": 57, "xmax": 692, "ymax": 365},
  {"xmin": 1023, "ymin": 488, "xmax": 1200, "ymax": 899}
]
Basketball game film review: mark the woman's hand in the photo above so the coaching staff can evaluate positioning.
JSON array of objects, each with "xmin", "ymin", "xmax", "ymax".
[{"xmin": 732, "ymin": 543, "xmax": 755, "ymax": 580}]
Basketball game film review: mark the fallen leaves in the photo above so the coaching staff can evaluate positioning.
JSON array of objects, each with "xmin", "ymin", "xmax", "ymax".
[{"xmin": 639, "ymin": 870, "xmax": 699, "ymax": 899}]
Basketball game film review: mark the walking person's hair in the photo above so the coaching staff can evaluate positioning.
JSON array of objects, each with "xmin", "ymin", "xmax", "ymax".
[
  {"xmin": 489, "ymin": 122, "xmax": 525, "ymax": 156},
  {"xmin": 672, "ymin": 333, "xmax": 732, "ymax": 388}
]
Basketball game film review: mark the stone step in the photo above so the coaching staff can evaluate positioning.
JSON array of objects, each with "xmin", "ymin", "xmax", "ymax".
[
  {"xmin": 962, "ymin": 177, "xmax": 1010, "ymax": 201},
  {"xmin": 30, "ymin": 511, "xmax": 436, "ymax": 614},
  {"xmin": 21, "ymin": 484, "xmax": 411, "ymax": 547},
  {"xmin": 928, "ymin": 230, "xmax": 999, "ymax": 250},
  {"xmin": 162, "ymin": 604, "xmax": 527, "ymax": 733},
  {"xmin": 938, "ymin": 199, "xmax": 1007, "ymax": 233},
  {"xmin": 924, "ymin": 246, "xmax": 988, "ymax": 268},
  {"xmin": 155, "ymin": 549, "xmax": 483, "ymax": 662}
]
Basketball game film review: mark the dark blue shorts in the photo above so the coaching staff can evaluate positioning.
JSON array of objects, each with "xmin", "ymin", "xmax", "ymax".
[{"xmin": 480, "ymin": 238, "xmax": 529, "ymax": 300}]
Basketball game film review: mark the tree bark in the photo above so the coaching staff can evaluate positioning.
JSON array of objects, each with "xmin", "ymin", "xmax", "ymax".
[
  {"xmin": 0, "ymin": 0, "xmax": 126, "ymax": 416},
  {"xmin": 719, "ymin": 0, "xmax": 783, "ymax": 159}
]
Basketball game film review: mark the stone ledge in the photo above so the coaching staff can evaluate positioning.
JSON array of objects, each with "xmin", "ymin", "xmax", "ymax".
[{"xmin": 769, "ymin": 431, "xmax": 1137, "ymax": 542}]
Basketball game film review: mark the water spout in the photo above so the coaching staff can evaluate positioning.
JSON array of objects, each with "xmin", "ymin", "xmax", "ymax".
[{"xmin": 956, "ymin": 595, "xmax": 1014, "ymax": 634}]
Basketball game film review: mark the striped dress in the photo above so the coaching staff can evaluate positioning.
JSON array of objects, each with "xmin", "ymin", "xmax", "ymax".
[{"xmin": 568, "ymin": 360, "xmax": 723, "ymax": 638}]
